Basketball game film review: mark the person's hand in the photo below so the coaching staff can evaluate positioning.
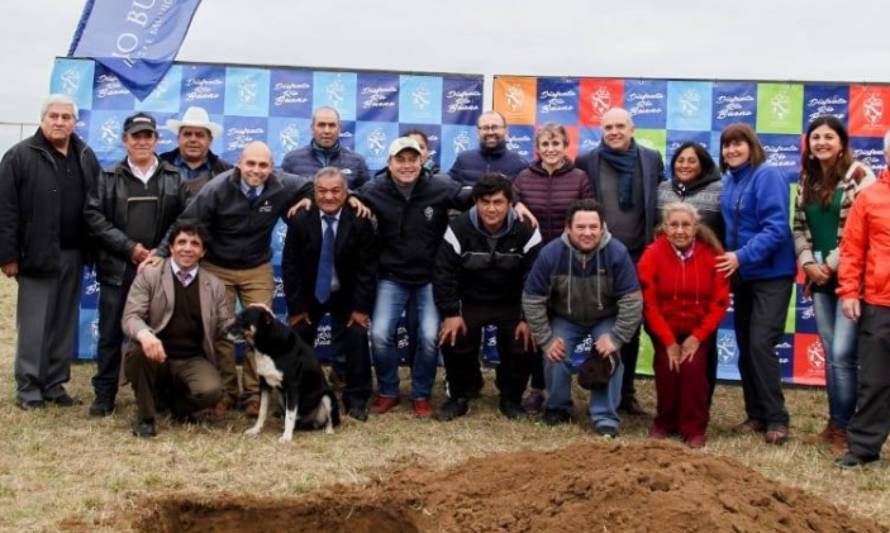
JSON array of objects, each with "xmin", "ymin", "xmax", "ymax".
[
  {"xmin": 513, "ymin": 202, "xmax": 539, "ymax": 228},
  {"xmin": 680, "ymin": 336, "xmax": 700, "ymax": 366},
  {"xmin": 348, "ymin": 196, "xmax": 371, "ymax": 218},
  {"xmin": 286, "ymin": 198, "xmax": 312, "ymax": 218},
  {"xmin": 594, "ymin": 333, "xmax": 617, "ymax": 358},
  {"xmin": 438, "ymin": 316, "xmax": 467, "ymax": 347},
  {"xmin": 138, "ymin": 254, "xmax": 163, "ymax": 273},
  {"xmin": 288, "ymin": 313, "xmax": 311, "ymax": 327},
  {"xmin": 514, "ymin": 321, "xmax": 534, "ymax": 352},
  {"xmin": 666, "ymin": 343, "xmax": 681, "ymax": 372},
  {"xmin": 803, "ymin": 263, "xmax": 830, "ymax": 286},
  {"xmin": 841, "ymin": 298, "xmax": 861, "ymax": 321},
  {"xmin": 137, "ymin": 329, "xmax": 166, "ymax": 363},
  {"xmin": 715, "ymin": 252, "xmax": 739, "ymax": 278},
  {"xmin": 130, "ymin": 243, "xmax": 150, "ymax": 265},
  {"xmin": 1, "ymin": 261, "xmax": 18, "ymax": 277},
  {"xmin": 545, "ymin": 337, "xmax": 566, "ymax": 363},
  {"xmin": 347, "ymin": 311, "xmax": 370, "ymax": 329}
]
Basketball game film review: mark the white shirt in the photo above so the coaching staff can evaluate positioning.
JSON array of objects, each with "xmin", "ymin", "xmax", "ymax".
[
  {"xmin": 127, "ymin": 156, "xmax": 159, "ymax": 185},
  {"xmin": 171, "ymin": 260, "xmax": 199, "ymax": 287}
]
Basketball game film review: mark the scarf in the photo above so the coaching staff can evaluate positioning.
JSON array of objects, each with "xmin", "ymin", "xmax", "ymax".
[{"xmin": 599, "ymin": 139, "xmax": 639, "ymax": 210}]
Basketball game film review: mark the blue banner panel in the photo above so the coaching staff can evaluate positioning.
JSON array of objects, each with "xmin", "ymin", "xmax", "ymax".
[
  {"xmin": 536, "ymin": 78, "xmax": 580, "ymax": 125},
  {"xmin": 712, "ymin": 81, "xmax": 757, "ymax": 130},
  {"xmin": 625, "ymin": 79, "xmax": 667, "ymax": 129}
]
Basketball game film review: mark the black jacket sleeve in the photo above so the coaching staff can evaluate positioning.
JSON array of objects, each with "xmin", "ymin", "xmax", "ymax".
[
  {"xmin": 0, "ymin": 148, "xmax": 21, "ymax": 265},
  {"xmin": 84, "ymin": 170, "xmax": 136, "ymax": 258},
  {"xmin": 352, "ymin": 218, "xmax": 378, "ymax": 314},
  {"xmin": 432, "ymin": 226, "xmax": 463, "ymax": 317},
  {"xmin": 281, "ymin": 217, "xmax": 307, "ymax": 316}
]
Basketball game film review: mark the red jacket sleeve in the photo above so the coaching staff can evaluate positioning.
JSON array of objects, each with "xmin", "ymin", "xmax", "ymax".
[
  {"xmin": 638, "ymin": 244, "xmax": 677, "ymax": 347},
  {"xmin": 837, "ymin": 193, "xmax": 868, "ymax": 300},
  {"xmin": 692, "ymin": 251, "xmax": 730, "ymax": 343}
]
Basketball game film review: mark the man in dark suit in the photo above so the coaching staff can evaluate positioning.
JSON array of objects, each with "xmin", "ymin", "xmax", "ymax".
[
  {"xmin": 282, "ymin": 166, "xmax": 377, "ymax": 421},
  {"xmin": 575, "ymin": 107, "xmax": 665, "ymax": 416}
]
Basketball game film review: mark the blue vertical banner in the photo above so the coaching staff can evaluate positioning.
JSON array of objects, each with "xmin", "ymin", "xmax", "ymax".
[
  {"xmin": 135, "ymin": 65, "xmax": 183, "ymax": 113},
  {"xmin": 92, "ymin": 63, "xmax": 135, "ymax": 110},
  {"xmin": 399, "ymin": 75, "xmax": 444, "ymax": 125},
  {"xmin": 760, "ymin": 134, "xmax": 802, "ymax": 183},
  {"xmin": 440, "ymin": 124, "xmax": 477, "ymax": 173},
  {"xmin": 222, "ymin": 116, "xmax": 268, "ymax": 163},
  {"xmin": 268, "ymin": 117, "xmax": 311, "ymax": 166},
  {"xmin": 312, "ymin": 72, "xmax": 357, "ymax": 121},
  {"xmin": 50, "ymin": 58, "xmax": 96, "ymax": 111},
  {"xmin": 536, "ymin": 77, "xmax": 579, "ymax": 125},
  {"xmin": 624, "ymin": 79, "xmax": 667, "ymax": 129},
  {"xmin": 357, "ymin": 73, "xmax": 400, "ymax": 122},
  {"xmin": 442, "ymin": 78, "xmax": 483, "ymax": 125},
  {"xmin": 667, "ymin": 81, "xmax": 713, "ymax": 131},
  {"xmin": 68, "ymin": 0, "xmax": 202, "ymax": 100},
  {"xmin": 269, "ymin": 69, "xmax": 313, "ymax": 118},
  {"xmin": 712, "ymin": 81, "xmax": 757, "ymax": 130},
  {"xmin": 850, "ymin": 136, "xmax": 885, "ymax": 176},
  {"xmin": 354, "ymin": 121, "xmax": 399, "ymax": 171},
  {"xmin": 803, "ymin": 84, "xmax": 850, "ymax": 127},
  {"xmin": 181, "ymin": 65, "xmax": 225, "ymax": 114},
  {"xmin": 224, "ymin": 68, "xmax": 270, "ymax": 117},
  {"xmin": 505, "ymin": 125, "xmax": 536, "ymax": 162}
]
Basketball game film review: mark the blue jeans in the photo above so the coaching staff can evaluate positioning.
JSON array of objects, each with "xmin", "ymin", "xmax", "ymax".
[
  {"xmin": 812, "ymin": 291, "xmax": 859, "ymax": 429},
  {"xmin": 545, "ymin": 317, "xmax": 623, "ymax": 429},
  {"xmin": 370, "ymin": 280, "xmax": 439, "ymax": 400}
]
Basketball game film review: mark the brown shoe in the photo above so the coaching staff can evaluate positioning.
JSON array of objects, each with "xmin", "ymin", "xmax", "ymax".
[
  {"xmin": 804, "ymin": 421, "xmax": 834, "ymax": 445},
  {"xmin": 214, "ymin": 399, "xmax": 233, "ymax": 415},
  {"xmin": 732, "ymin": 418, "xmax": 766, "ymax": 434},
  {"xmin": 243, "ymin": 401, "xmax": 260, "ymax": 418},
  {"xmin": 764, "ymin": 424, "xmax": 790, "ymax": 445},
  {"xmin": 829, "ymin": 428, "xmax": 848, "ymax": 455}
]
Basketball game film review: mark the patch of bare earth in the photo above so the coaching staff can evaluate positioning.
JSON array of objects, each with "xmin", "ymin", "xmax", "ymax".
[{"xmin": 129, "ymin": 440, "xmax": 885, "ymax": 533}]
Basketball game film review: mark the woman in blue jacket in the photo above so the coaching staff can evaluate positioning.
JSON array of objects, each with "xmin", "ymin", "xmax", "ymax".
[{"xmin": 716, "ymin": 123, "xmax": 796, "ymax": 445}]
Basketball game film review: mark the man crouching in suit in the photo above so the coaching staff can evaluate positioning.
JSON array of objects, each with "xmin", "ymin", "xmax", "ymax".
[
  {"xmin": 282, "ymin": 166, "xmax": 377, "ymax": 421},
  {"xmin": 122, "ymin": 220, "xmax": 233, "ymax": 437}
]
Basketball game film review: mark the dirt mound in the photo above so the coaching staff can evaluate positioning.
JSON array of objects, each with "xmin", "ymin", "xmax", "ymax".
[{"xmin": 133, "ymin": 441, "xmax": 884, "ymax": 532}]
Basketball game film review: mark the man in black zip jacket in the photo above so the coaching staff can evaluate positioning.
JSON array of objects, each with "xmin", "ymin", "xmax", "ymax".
[
  {"xmin": 356, "ymin": 137, "xmax": 471, "ymax": 417},
  {"xmin": 0, "ymin": 94, "xmax": 100, "ymax": 411},
  {"xmin": 434, "ymin": 173, "xmax": 543, "ymax": 421},
  {"xmin": 84, "ymin": 112, "xmax": 192, "ymax": 417}
]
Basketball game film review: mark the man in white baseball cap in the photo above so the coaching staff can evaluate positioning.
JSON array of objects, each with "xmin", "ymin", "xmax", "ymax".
[{"xmin": 161, "ymin": 106, "xmax": 232, "ymax": 194}]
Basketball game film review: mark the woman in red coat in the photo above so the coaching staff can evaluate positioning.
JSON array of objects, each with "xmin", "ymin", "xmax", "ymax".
[{"xmin": 637, "ymin": 202, "xmax": 730, "ymax": 448}]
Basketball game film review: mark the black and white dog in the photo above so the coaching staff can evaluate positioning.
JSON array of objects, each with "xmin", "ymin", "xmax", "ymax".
[{"xmin": 227, "ymin": 305, "xmax": 340, "ymax": 442}]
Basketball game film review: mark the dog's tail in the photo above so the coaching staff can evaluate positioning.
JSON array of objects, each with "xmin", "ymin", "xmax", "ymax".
[{"xmin": 326, "ymin": 390, "xmax": 341, "ymax": 427}]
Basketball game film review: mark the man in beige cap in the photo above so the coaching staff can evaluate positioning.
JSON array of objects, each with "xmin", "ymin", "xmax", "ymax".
[{"xmin": 161, "ymin": 106, "xmax": 232, "ymax": 194}]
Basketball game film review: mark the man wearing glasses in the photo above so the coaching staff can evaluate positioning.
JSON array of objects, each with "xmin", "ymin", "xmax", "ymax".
[{"xmin": 448, "ymin": 111, "xmax": 528, "ymax": 187}]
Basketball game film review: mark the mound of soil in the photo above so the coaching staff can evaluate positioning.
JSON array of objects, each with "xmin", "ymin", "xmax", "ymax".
[{"xmin": 133, "ymin": 441, "xmax": 884, "ymax": 532}]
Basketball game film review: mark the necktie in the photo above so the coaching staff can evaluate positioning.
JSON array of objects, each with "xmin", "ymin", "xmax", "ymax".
[
  {"xmin": 246, "ymin": 186, "xmax": 259, "ymax": 203},
  {"xmin": 314, "ymin": 215, "xmax": 336, "ymax": 304},
  {"xmin": 178, "ymin": 269, "xmax": 191, "ymax": 286}
]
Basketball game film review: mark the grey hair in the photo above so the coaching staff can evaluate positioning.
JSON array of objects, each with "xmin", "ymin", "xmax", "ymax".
[
  {"xmin": 661, "ymin": 201, "xmax": 700, "ymax": 226},
  {"xmin": 313, "ymin": 166, "xmax": 347, "ymax": 186},
  {"xmin": 40, "ymin": 94, "xmax": 79, "ymax": 121},
  {"xmin": 311, "ymin": 106, "xmax": 341, "ymax": 125}
]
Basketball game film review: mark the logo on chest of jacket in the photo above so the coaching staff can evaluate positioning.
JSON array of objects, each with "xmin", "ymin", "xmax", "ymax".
[
  {"xmin": 258, "ymin": 201, "xmax": 272, "ymax": 213},
  {"xmin": 424, "ymin": 206, "xmax": 434, "ymax": 221}
]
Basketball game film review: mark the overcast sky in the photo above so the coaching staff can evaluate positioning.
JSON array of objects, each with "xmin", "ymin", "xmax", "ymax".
[{"xmin": 1, "ymin": 0, "xmax": 889, "ymax": 125}]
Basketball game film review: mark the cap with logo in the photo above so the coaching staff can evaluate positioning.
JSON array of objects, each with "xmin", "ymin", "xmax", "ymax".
[
  {"xmin": 123, "ymin": 112, "xmax": 157, "ymax": 135},
  {"xmin": 387, "ymin": 137, "xmax": 422, "ymax": 158}
]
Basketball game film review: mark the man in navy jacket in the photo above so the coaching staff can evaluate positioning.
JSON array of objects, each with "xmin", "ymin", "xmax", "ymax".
[
  {"xmin": 281, "ymin": 107, "xmax": 370, "ymax": 189},
  {"xmin": 575, "ymin": 107, "xmax": 665, "ymax": 415},
  {"xmin": 448, "ymin": 111, "xmax": 527, "ymax": 187}
]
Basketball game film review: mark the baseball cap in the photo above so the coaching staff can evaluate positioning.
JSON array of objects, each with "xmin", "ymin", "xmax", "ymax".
[
  {"xmin": 388, "ymin": 137, "xmax": 422, "ymax": 158},
  {"xmin": 123, "ymin": 112, "xmax": 157, "ymax": 135}
]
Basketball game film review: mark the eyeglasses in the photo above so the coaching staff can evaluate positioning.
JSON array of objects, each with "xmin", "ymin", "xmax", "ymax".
[{"xmin": 478, "ymin": 124, "xmax": 504, "ymax": 132}]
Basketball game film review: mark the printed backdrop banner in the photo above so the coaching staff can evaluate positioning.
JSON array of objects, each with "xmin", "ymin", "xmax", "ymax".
[
  {"xmin": 50, "ymin": 58, "xmax": 484, "ymax": 363},
  {"xmin": 494, "ymin": 75, "xmax": 890, "ymax": 386}
]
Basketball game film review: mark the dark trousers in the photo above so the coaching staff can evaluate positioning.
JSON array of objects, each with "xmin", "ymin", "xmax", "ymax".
[
  {"xmin": 652, "ymin": 337, "xmax": 710, "ymax": 439},
  {"xmin": 441, "ymin": 303, "xmax": 535, "ymax": 404},
  {"xmin": 293, "ymin": 297, "xmax": 372, "ymax": 409},
  {"xmin": 847, "ymin": 303, "xmax": 890, "ymax": 459},
  {"xmin": 733, "ymin": 276, "xmax": 792, "ymax": 426},
  {"xmin": 91, "ymin": 266, "xmax": 135, "ymax": 403},
  {"xmin": 14, "ymin": 250, "xmax": 82, "ymax": 402},
  {"xmin": 620, "ymin": 327, "xmax": 642, "ymax": 401},
  {"xmin": 124, "ymin": 343, "xmax": 223, "ymax": 420}
]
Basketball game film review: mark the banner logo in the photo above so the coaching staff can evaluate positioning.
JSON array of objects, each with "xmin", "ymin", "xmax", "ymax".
[
  {"xmin": 238, "ymin": 76, "xmax": 257, "ymax": 105},
  {"xmin": 807, "ymin": 340, "xmax": 825, "ymax": 370},
  {"xmin": 412, "ymin": 85, "xmax": 431, "ymax": 110},
  {"xmin": 60, "ymin": 68, "xmax": 81, "ymax": 95},
  {"xmin": 279, "ymin": 124, "xmax": 300, "ymax": 153},
  {"xmin": 453, "ymin": 130, "xmax": 471, "ymax": 153},
  {"xmin": 505, "ymin": 84, "xmax": 525, "ymax": 111},
  {"xmin": 679, "ymin": 89, "xmax": 700, "ymax": 116},
  {"xmin": 326, "ymin": 79, "xmax": 345, "ymax": 107},
  {"xmin": 718, "ymin": 334, "xmax": 736, "ymax": 364},
  {"xmin": 864, "ymin": 93, "xmax": 884, "ymax": 127},
  {"xmin": 100, "ymin": 116, "xmax": 120, "ymax": 147},
  {"xmin": 367, "ymin": 128, "xmax": 387, "ymax": 156},
  {"xmin": 591, "ymin": 87, "xmax": 611, "ymax": 117},
  {"xmin": 771, "ymin": 91, "xmax": 791, "ymax": 120}
]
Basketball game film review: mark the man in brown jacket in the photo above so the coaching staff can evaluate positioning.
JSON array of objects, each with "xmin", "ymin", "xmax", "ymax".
[{"xmin": 122, "ymin": 220, "xmax": 233, "ymax": 437}]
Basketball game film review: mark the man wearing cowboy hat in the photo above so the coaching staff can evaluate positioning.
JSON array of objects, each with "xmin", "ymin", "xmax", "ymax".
[{"xmin": 161, "ymin": 106, "xmax": 232, "ymax": 194}]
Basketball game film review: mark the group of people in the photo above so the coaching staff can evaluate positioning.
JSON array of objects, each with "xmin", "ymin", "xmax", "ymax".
[{"xmin": 2, "ymin": 93, "xmax": 889, "ymax": 470}]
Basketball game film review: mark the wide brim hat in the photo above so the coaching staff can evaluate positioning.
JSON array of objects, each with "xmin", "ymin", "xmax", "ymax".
[{"xmin": 166, "ymin": 106, "xmax": 222, "ymax": 138}]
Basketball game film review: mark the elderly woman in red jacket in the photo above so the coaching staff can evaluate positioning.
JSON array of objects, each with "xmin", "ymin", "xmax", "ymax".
[{"xmin": 638, "ymin": 202, "xmax": 730, "ymax": 448}]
